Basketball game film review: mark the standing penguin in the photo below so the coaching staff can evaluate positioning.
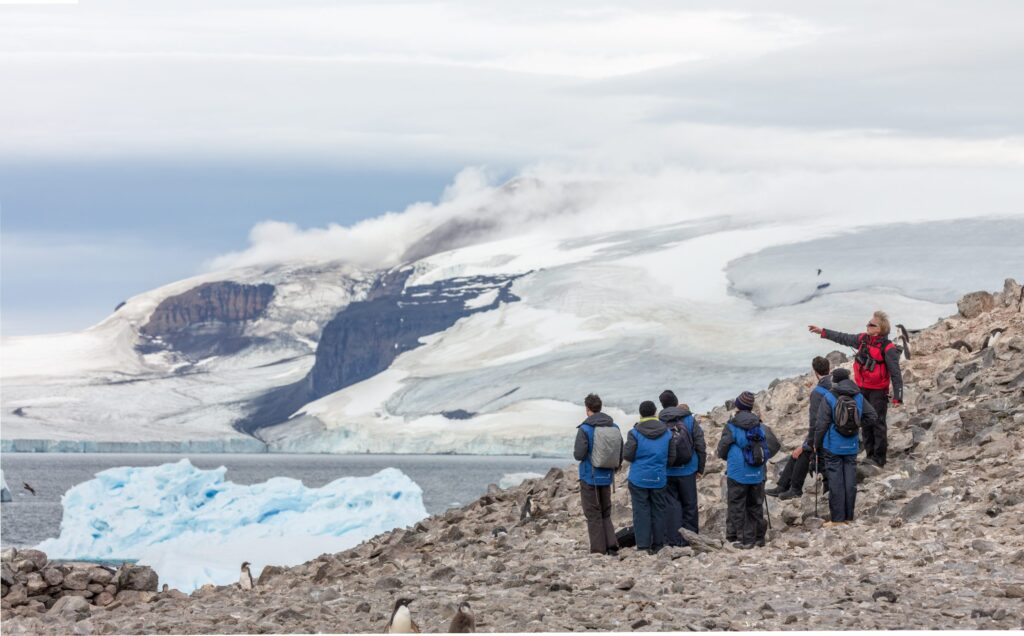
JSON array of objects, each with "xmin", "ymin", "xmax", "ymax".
[
  {"xmin": 519, "ymin": 495, "xmax": 533, "ymax": 521},
  {"xmin": 385, "ymin": 598, "xmax": 419, "ymax": 633},
  {"xmin": 449, "ymin": 601, "xmax": 475, "ymax": 633},
  {"xmin": 239, "ymin": 562, "xmax": 254, "ymax": 590}
]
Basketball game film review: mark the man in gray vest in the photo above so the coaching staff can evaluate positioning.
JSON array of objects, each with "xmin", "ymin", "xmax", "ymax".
[{"xmin": 573, "ymin": 393, "xmax": 623, "ymax": 554}]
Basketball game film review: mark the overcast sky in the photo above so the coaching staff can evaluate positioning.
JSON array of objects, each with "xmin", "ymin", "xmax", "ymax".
[{"xmin": 2, "ymin": 1, "xmax": 1023, "ymax": 334}]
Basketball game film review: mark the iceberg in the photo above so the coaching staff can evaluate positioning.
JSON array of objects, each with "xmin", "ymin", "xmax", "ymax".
[
  {"xmin": 498, "ymin": 472, "xmax": 545, "ymax": 489},
  {"xmin": 1, "ymin": 470, "xmax": 11, "ymax": 502},
  {"xmin": 37, "ymin": 460, "xmax": 428, "ymax": 592}
]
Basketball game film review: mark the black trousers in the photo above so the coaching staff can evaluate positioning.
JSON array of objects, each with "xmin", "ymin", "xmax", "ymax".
[
  {"xmin": 861, "ymin": 388, "xmax": 889, "ymax": 466},
  {"xmin": 726, "ymin": 478, "xmax": 767, "ymax": 546},
  {"xmin": 777, "ymin": 450, "xmax": 826, "ymax": 493},
  {"xmin": 629, "ymin": 483, "xmax": 667, "ymax": 550},
  {"xmin": 579, "ymin": 481, "xmax": 618, "ymax": 553},
  {"xmin": 825, "ymin": 453, "xmax": 857, "ymax": 522},
  {"xmin": 664, "ymin": 474, "xmax": 699, "ymax": 546}
]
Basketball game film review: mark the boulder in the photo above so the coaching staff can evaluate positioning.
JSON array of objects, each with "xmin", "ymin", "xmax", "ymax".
[
  {"xmin": 117, "ymin": 564, "xmax": 158, "ymax": 592},
  {"xmin": 958, "ymin": 291, "xmax": 995, "ymax": 318},
  {"xmin": 17, "ymin": 550, "xmax": 47, "ymax": 572},
  {"xmin": 41, "ymin": 567, "xmax": 64, "ymax": 587},
  {"xmin": 256, "ymin": 565, "xmax": 287, "ymax": 586},
  {"xmin": 999, "ymin": 278, "xmax": 1022, "ymax": 308},
  {"xmin": 63, "ymin": 568, "xmax": 91, "ymax": 591},
  {"xmin": 87, "ymin": 567, "xmax": 114, "ymax": 585},
  {"xmin": 24, "ymin": 573, "xmax": 47, "ymax": 595},
  {"xmin": 47, "ymin": 595, "xmax": 90, "ymax": 620}
]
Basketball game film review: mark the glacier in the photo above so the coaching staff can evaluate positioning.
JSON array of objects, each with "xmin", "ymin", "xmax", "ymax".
[
  {"xmin": 2, "ymin": 169, "xmax": 1023, "ymax": 458},
  {"xmin": 36, "ymin": 460, "xmax": 428, "ymax": 592}
]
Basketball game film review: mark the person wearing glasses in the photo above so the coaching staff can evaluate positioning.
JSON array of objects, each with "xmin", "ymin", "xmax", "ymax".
[{"xmin": 807, "ymin": 311, "xmax": 903, "ymax": 468}]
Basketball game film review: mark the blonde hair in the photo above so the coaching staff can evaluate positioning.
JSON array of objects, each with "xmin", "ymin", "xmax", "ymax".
[{"xmin": 873, "ymin": 310, "xmax": 891, "ymax": 337}]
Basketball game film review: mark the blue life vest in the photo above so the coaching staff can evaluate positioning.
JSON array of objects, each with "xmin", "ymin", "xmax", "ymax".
[
  {"xmin": 577, "ymin": 422, "xmax": 619, "ymax": 486},
  {"xmin": 666, "ymin": 415, "xmax": 699, "ymax": 478},
  {"xmin": 627, "ymin": 422, "xmax": 671, "ymax": 489},
  {"xmin": 726, "ymin": 422, "xmax": 768, "ymax": 484},
  {"xmin": 820, "ymin": 392, "xmax": 863, "ymax": 456}
]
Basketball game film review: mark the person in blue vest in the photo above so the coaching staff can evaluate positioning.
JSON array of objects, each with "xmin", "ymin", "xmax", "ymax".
[
  {"xmin": 658, "ymin": 389, "xmax": 706, "ymax": 547},
  {"xmin": 767, "ymin": 356, "xmax": 832, "ymax": 500},
  {"xmin": 812, "ymin": 368, "xmax": 879, "ymax": 525},
  {"xmin": 572, "ymin": 393, "xmax": 622, "ymax": 555},
  {"xmin": 623, "ymin": 400, "xmax": 676, "ymax": 554},
  {"xmin": 716, "ymin": 391, "xmax": 781, "ymax": 549}
]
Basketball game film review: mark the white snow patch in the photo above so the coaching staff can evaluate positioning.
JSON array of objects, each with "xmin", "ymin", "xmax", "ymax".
[
  {"xmin": 36, "ymin": 460, "xmax": 427, "ymax": 592},
  {"xmin": 464, "ymin": 289, "xmax": 500, "ymax": 310}
]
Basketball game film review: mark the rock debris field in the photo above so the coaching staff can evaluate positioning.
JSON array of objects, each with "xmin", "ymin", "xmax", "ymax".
[{"xmin": 3, "ymin": 279, "xmax": 1024, "ymax": 633}]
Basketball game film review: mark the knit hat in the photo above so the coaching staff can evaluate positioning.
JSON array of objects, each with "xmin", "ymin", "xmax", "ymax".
[
  {"xmin": 832, "ymin": 368, "xmax": 851, "ymax": 382},
  {"xmin": 734, "ymin": 391, "xmax": 755, "ymax": 411},
  {"xmin": 659, "ymin": 390, "xmax": 679, "ymax": 408}
]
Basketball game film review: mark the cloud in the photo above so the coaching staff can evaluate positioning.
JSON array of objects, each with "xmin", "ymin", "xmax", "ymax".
[
  {"xmin": 206, "ymin": 162, "xmax": 1024, "ymax": 272},
  {"xmin": 4, "ymin": 0, "xmax": 1022, "ymax": 169}
]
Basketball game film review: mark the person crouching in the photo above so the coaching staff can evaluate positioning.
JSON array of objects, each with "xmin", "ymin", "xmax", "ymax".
[
  {"xmin": 624, "ymin": 400, "xmax": 676, "ymax": 554},
  {"xmin": 716, "ymin": 391, "xmax": 781, "ymax": 549}
]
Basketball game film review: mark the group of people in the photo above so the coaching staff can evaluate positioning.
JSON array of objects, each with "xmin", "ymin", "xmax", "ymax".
[{"xmin": 573, "ymin": 311, "xmax": 903, "ymax": 552}]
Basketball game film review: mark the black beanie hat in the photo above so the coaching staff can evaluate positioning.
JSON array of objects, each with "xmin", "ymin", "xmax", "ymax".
[
  {"xmin": 659, "ymin": 390, "xmax": 679, "ymax": 408},
  {"xmin": 832, "ymin": 368, "xmax": 851, "ymax": 382},
  {"xmin": 735, "ymin": 391, "xmax": 755, "ymax": 411}
]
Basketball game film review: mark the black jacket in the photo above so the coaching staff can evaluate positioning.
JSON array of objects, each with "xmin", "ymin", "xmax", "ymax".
[
  {"xmin": 820, "ymin": 329, "xmax": 904, "ymax": 400},
  {"xmin": 715, "ymin": 411, "xmax": 781, "ymax": 460},
  {"xmin": 573, "ymin": 412, "xmax": 620, "ymax": 462},
  {"xmin": 812, "ymin": 378, "xmax": 880, "ymax": 450},
  {"xmin": 623, "ymin": 417, "xmax": 677, "ymax": 466},
  {"xmin": 658, "ymin": 406, "xmax": 707, "ymax": 474},
  {"xmin": 804, "ymin": 375, "xmax": 832, "ymax": 450}
]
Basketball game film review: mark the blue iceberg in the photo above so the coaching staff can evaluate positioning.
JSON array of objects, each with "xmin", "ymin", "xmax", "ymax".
[{"xmin": 37, "ymin": 459, "xmax": 428, "ymax": 592}]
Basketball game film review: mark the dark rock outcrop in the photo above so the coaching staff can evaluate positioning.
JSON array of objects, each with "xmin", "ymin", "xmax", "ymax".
[
  {"xmin": 237, "ymin": 268, "xmax": 523, "ymax": 434},
  {"xmin": 138, "ymin": 282, "xmax": 275, "ymax": 359}
]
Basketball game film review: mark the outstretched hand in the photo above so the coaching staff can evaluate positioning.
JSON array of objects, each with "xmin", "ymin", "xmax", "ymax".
[{"xmin": 808, "ymin": 325, "xmax": 823, "ymax": 335}]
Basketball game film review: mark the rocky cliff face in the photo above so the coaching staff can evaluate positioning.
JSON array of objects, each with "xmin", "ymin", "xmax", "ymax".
[
  {"xmin": 138, "ymin": 282, "xmax": 276, "ymax": 359},
  {"xmin": 236, "ymin": 268, "xmax": 524, "ymax": 434},
  {"xmin": 5, "ymin": 280, "xmax": 1022, "ymax": 634}
]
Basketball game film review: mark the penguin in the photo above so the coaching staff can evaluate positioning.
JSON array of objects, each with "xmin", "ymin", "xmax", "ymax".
[
  {"xmin": 161, "ymin": 584, "xmax": 169, "ymax": 593},
  {"xmin": 22, "ymin": 482, "xmax": 36, "ymax": 496},
  {"xmin": 448, "ymin": 601, "xmax": 475, "ymax": 633},
  {"xmin": 491, "ymin": 525, "xmax": 508, "ymax": 537},
  {"xmin": 981, "ymin": 327, "xmax": 1006, "ymax": 350},
  {"xmin": 385, "ymin": 598, "xmax": 419, "ymax": 633},
  {"xmin": 519, "ymin": 495, "xmax": 533, "ymax": 521},
  {"xmin": 894, "ymin": 324, "xmax": 912, "ymax": 360},
  {"xmin": 950, "ymin": 339, "xmax": 973, "ymax": 353},
  {"xmin": 239, "ymin": 561, "xmax": 254, "ymax": 591}
]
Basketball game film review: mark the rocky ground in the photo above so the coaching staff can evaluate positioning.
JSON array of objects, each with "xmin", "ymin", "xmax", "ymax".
[{"xmin": 3, "ymin": 279, "xmax": 1023, "ymax": 634}]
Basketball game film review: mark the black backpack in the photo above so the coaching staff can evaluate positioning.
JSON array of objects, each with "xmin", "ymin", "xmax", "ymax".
[
  {"xmin": 833, "ymin": 395, "xmax": 862, "ymax": 437},
  {"xmin": 668, "ymin": 418, "xmax": 695, "ymax": 468}
]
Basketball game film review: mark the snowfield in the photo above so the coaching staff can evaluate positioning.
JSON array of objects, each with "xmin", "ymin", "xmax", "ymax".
[
  {"xmin": 2, "ymin": 202, "xmax": 1022, "ymax": 456},
  {"xmin": 36, "ymin": 460, "xmax": 428, "ymax": 592}
]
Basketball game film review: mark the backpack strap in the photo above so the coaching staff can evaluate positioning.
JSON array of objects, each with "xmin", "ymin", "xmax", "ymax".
[{"xmin": 821, "ymin": 390, "xmax": 838, "ymax": 412}]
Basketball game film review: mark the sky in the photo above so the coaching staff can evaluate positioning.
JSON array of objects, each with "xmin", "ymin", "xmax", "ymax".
[{"xmin": 2, "ymin": 1, "xmax": 1023, "ymax": 335}]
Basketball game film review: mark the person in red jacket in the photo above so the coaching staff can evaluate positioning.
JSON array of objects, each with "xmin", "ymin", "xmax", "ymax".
[{"xmin": 807, "ymin": 310, "xmax": 903, "ymax": 468}]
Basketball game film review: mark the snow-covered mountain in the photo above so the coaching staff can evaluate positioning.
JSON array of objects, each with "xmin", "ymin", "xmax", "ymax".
[{"xmin": 3, "ymin": 177, "xmax": 1022, "ymax": 455}]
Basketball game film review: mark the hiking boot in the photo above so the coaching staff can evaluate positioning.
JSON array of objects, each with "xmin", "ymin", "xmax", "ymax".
[
  {"xmin": 731, "ymin": 542, "xmax": 754, "ymax": 550},
  {"xmin": 606, "ymin": 547, "xmax": 619, "ymax": 557},
  {"xmin": 778, "ymin": 489, "xmax": 802, "ymax": 501},
  {"xmin": 755, "ymin": 539, "xmax": 766, "ymax": 547},
  {"xmin": 765, "ymin": 487, "xmax": 783, "ymax": 497}
]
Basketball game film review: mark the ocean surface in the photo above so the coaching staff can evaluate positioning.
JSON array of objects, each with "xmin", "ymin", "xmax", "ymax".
[{"xmin": 0, "ymin": 452, "xmax": 564, "ymax": 548}]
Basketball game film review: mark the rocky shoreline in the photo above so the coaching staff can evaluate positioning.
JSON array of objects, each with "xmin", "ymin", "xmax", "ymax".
[{"xmin": 3, "ymin": 279, "xmax": 1023, "ymax": 633}]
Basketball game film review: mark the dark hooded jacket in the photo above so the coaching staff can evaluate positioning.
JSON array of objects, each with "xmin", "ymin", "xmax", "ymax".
[
  {"xmin": 813, "ymin": 378, "xmax": 879, "ymax": 453},
  {"xmin": 716, "ymin": 411, "xmax": 782, "ymax": 484},
  {"xmin": 659, "ymin": 406, "xmax": 706, "ymax": 476},
  {"xmin": 574, "ymin": 412, "xmax": 621, "ymax": 486},
  {"xmin": 803, "ymin": 375, "xmax": 833, "ymax": 450},
  {"xmin": 623, "ymin": 417, "xmax": 676, "ymax": 489}
]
